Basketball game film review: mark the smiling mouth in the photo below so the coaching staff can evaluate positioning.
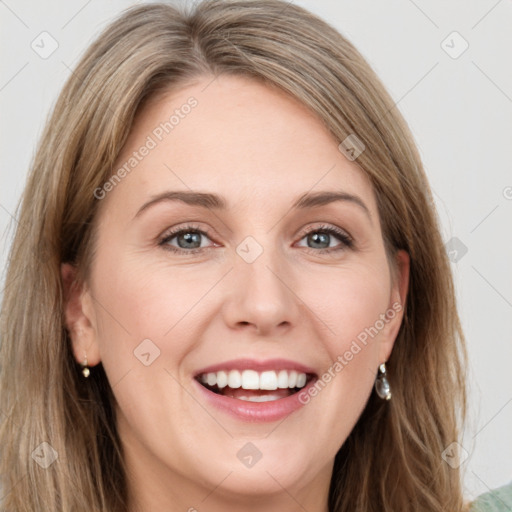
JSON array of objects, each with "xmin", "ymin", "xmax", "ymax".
[{"xmin": 195, "ymin": 369, "xmax": 316, "ymax": 402}]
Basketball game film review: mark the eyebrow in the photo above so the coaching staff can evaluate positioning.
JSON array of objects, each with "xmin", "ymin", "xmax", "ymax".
[{"xmin": 134, "ymin": 190, "xmax": 372, "ymax": 222}]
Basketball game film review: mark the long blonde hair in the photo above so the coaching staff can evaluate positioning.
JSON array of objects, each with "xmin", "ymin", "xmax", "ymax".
[{"xmin": 0, "ymin": 1, "xmax": 468, "ymax": 510}]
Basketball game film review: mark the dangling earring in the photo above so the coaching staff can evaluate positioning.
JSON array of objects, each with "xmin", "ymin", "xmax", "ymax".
[
  {"xmin": 81, "ymin": 352, "xmax": 90, "ymax": 378},
  {"xmin": 374, "ymin": 363, "xmax": 391, "ymax": 400}
]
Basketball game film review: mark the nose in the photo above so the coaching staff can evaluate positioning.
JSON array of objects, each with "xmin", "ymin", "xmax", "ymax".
[{"xmin": 221, "ymin": 244, "xmax": 301, "ymax": 336}]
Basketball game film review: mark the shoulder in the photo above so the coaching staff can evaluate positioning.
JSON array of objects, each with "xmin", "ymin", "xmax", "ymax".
[{"xmin": 470, "ymin": 481, "xmax": 512, "ymax": 512}]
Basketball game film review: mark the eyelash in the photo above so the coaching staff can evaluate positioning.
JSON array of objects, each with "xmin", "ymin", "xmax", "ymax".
[{"xmin": 158, "ymin": 223, "xmax": 354, "ymax": 256}]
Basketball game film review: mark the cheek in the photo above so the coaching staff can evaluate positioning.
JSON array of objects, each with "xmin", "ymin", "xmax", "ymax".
[
  {"xmin": 297, "ymin": 261, "xmax": 391, "ymax": 400},
  {"xmin": 287, "ymin": 263, "xmax": 392, "ymax": 453},
  {"xmin": 300, "ymin": 261, "xmax": 392, "ymax": 347},
  {"xmin": 89, "ymin": 257, "xmax": 210, "ymax": 435},
  {"xmin": 90, "ymin": 253, "xmax": 215, "ymax": 370}
]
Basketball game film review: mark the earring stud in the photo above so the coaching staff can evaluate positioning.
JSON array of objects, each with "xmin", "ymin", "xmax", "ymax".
[
  {"xmin": 374, "ymin": 363, "xmax": 391, "ymax": 400},
  {"xmin": 81, "ymin": 353, "xmax": 90, "ymax": 378}
]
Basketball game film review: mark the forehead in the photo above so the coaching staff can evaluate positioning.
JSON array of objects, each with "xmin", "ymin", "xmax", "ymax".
[{"xmin": 105, "ymin": 74, "xmax": 377, "ymax": 218}]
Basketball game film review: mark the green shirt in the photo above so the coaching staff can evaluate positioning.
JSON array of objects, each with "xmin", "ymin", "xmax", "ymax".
[{"xmin": 471, "ymin": 482, "xmax": 512, "ymax": 511}]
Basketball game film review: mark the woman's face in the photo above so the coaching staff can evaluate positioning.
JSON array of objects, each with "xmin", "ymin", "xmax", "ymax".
[{"xmin": 64, "ymin": 74, "xmax": 409, "ymax": 511}]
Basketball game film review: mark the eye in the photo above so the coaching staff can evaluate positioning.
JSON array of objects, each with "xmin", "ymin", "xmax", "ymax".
[
  {"xmin": 158, "ymin": 223, "xmax": 354, "ymax": 255},
  {"xmin": 158, "ymin": 224, "xmax": 216, "ymax": 254},
  {"xmin": 296, "ymin": 224, "xmax": 354, "ymax": 254}
]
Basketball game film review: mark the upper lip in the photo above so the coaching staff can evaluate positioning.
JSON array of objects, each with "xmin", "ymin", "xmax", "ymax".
[{"xmin": 194, "ymin": 358, "xmax": 317, "ymax": 377}]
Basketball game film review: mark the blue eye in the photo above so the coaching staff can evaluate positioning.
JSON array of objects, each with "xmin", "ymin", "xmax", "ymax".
[
  {"xmin": 159, "ymin": 224, "xmax": 213, "ymax": 254},
  {"xmin": 296, "ymin": 225, "xmax": 354, "ymax": 254},
  {"xmin": 158, "ymin": 223, "xmax": 354, "ymax": 255}
]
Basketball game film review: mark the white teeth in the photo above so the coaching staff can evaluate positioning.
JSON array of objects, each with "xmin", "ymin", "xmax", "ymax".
[
  {"xmin": 241, "ymin": 370, "xmax": 260, "ymax": 389},
  {"xmin": 277, "ymin": 370, "xmax": 289, "ymax": 389},
  {"xmin": 227, "ymin": 370, "xmax": 241, "ymax": 389},
  {"xmin": 260, "ymin": 371, "xmax": 278, "ymax": 390},
  {"xmin": 217, "ymin": 370, "xmax": 228, "ymax": 389},
  {"xmin": 237, "ymin": 394, "xmax": 284, "ymax": 402},
  {"xmin": 199, "ymin": 369, "xmax": 309, "ymax": 390}
]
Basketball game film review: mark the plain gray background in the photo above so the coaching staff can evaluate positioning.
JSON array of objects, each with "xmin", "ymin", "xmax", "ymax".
[{"xmin": 1, "ymin": 0, "xmax": 511, "ymax": 501}]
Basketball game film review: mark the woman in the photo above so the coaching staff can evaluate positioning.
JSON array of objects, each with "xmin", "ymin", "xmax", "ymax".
[{"xmin": 0, "ymin": 1, "xmax": 472, "ymax": 510}]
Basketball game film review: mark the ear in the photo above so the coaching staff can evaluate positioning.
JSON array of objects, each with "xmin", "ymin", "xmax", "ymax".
[
  {"xmin": 378, "ymin": 249, "xmax": 410, "ymax": 363},
  {"xmin": 61, "ymin": 263, "xmax": 101, "ymax": 367}
]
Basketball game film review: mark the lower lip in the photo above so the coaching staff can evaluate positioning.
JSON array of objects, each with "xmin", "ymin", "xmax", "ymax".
[{"xmin": 192, "ymin": 377, "xmax": 317, "ymax": 423}]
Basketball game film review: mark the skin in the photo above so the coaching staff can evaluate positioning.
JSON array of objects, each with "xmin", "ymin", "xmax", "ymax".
[{"xmin": 62, "ymin": 74, "xmax": 409, "ymax": 512}]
